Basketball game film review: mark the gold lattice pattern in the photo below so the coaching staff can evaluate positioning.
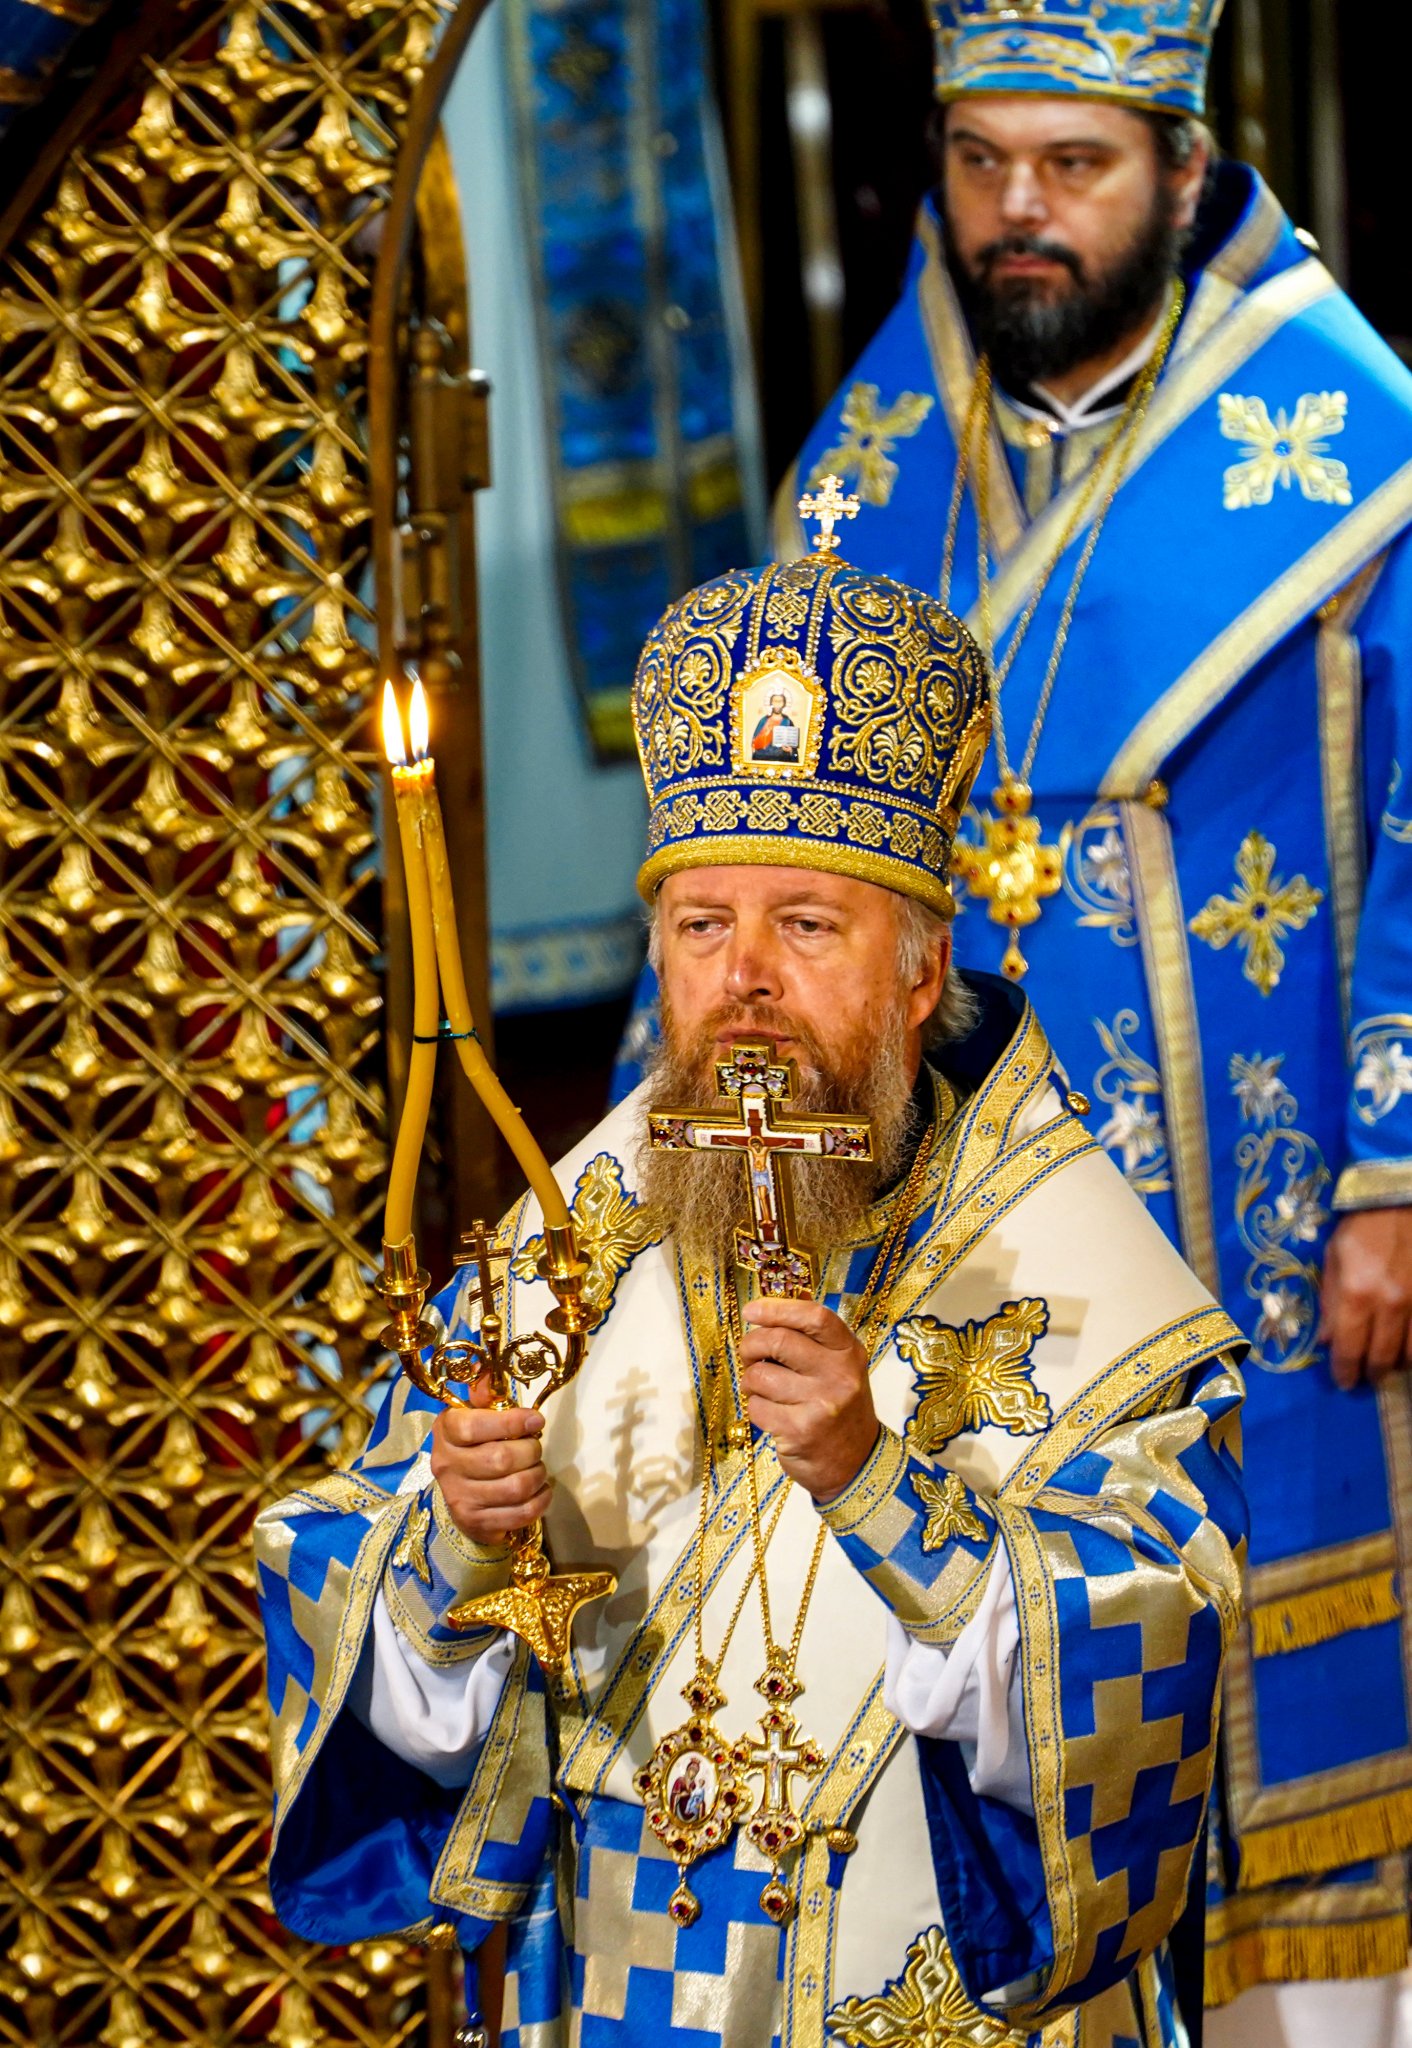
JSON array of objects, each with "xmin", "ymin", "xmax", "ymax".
[{"xmin": 0, "ymin": 5, "xmax": 449, "ymax": 2043}]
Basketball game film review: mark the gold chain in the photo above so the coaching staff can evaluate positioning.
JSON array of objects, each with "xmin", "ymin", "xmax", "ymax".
[
  {"xmin": 689, "ymin": 1416, "xmax": 791, "ymax": 1678},
  {"xmin": 943, "ymin": 283, "xmax": 1185, "ymax": 790},
  {"xmin": 692, "ymin": 1109, "xmax": 942, "ymax": 1680},
  {"xmin": 938, "ymin": 358, "xmax": 991, "ymax": 611}
]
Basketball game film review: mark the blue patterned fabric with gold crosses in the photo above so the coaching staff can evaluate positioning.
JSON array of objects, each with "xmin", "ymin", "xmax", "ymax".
[
  {"xmin": 255, "ymin": 1292, "xmax": 554, "ymax": 1971},
  {"xmin": 259, "ymin": 974, "xmax": 1248, "ymax": 2043}
]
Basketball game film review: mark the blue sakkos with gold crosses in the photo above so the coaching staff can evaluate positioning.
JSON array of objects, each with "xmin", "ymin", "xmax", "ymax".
[
  {"xmin": 256, "ymin": 529, "xmax": 1248, "ymax": 2044},
  {"xmin": 256, "ymin": 1004, "xmax": 1247, "ymax": 2046}
]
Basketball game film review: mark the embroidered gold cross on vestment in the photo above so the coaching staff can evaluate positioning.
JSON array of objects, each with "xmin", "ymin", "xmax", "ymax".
[{"xmin": 647, "ymin": 1041, "xmax": 872, "ymax": 1297}]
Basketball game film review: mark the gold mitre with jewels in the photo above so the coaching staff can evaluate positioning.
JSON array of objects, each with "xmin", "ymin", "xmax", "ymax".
[
  {"xmin": 633, "ymin": 480, "xmax": 991, "ymax": 919},
  {"xmin": 931, "ymin": 0, "xmax": 1226, "ymax": 118}
]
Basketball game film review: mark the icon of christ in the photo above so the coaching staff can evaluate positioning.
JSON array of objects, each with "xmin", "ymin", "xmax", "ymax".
[{"xmin": 751, "ymin": 690, "xmax": 801, "ymax": 763}]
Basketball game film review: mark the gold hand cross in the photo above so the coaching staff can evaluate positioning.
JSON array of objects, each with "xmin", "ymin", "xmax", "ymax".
[
  {"xmin": 451, "ymin": 1218, "xmax": 517, "ymax": 1388},
  {"xmin": 647, "ymin": 1041, "xmax": 872, "ymax": 1298}
]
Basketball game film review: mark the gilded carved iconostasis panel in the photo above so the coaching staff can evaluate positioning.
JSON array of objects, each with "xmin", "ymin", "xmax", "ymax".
[{"xmin": 0, "ymin": 4, "xmax": 461, "ymax": 2043}]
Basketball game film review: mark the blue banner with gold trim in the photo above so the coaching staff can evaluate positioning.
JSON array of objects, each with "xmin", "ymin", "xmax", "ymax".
[{"xmin": 506, "ymin": 0, "xmax": 754, "ymax": 761}]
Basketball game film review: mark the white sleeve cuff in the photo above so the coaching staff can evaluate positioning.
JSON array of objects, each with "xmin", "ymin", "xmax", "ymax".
[
  {"xmin": 883, "ymin": 1550, "xmax": 1032, "ymax": 1814},
  {"xmin": 345, "ymin": 1589, "xmax": 515, "ymax": 1789}
]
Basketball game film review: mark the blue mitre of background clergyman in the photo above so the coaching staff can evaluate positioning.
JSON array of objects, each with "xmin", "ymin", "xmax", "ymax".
[{"xmin": 929, "ymin": 0, "xmax": 1227, "ymax": 117}]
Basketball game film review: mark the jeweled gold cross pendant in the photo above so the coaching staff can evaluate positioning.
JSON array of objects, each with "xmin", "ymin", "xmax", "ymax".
[
  {"xmin": 737, "ymin": 1701, "xmax": 826, "ymax": 1922},
  {"xmin": 647, "ymin": 1041, "xmax": 872, "ymax": 1298},
  {"xmin": 950, "ymin": 777, "xmax": 1064, "ymax": 982}
]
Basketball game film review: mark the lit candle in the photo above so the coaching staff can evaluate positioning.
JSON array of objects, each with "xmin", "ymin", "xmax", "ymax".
[
  {"xmin": 406, "ymin": 681, "xmax": 571, "ymax": 1233},
  {"xmin": 382, "ymin": 682, "xmax": 440, "ymax": 1248}
]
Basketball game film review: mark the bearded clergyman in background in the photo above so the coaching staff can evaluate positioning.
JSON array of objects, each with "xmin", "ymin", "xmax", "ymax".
[
  {"xmin": 257, "ymin": 516, "xmax": 1247, "ymax": 2046},
  {"xmin": 763, "ymin": 4, "xmax": 1412, "ymax": 2041}
]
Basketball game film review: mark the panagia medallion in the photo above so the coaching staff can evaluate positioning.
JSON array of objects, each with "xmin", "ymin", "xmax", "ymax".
[{"xmin": 635, "ymin": 1665, "xmax": 752, "ymax": 1927}]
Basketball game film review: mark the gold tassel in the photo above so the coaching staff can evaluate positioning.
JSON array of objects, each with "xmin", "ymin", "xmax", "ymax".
[
  {"xmin": 1206, "ymin": 1914, "xmax": 1410, "ymax": 2008},
  {"xmin": 1250, "ymin": 1568, "xmax": 1401, "ymax": 1657},
  {"xmin": 1238, "ymin": 1783, "xmax": 1412, "ymax": 1890}
]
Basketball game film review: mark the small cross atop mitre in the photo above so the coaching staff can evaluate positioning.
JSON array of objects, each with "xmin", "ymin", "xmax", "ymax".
[{"xmin": 798, "ymin": 473, "xmax": 860, "ymax": 554}]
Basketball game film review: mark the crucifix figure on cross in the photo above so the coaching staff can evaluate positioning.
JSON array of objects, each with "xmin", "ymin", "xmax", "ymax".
[{"xmin": 647, "ymin": 1040, "xmax": 873, "ymax": 1298}]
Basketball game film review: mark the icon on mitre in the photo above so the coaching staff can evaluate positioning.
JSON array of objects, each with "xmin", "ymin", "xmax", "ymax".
[{"xmin": 732, "ymin": 652, "xmax": 824, "ymax": 778}]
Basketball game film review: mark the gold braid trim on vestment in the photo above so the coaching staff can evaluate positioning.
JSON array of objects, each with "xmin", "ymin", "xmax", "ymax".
[
  {"xmin": 431, "ymin": 1641, "xmax": 550, "ymax": 1922},
  {"xmin": 997, "ymin": 1304, "xmax": 1243, "ymax": 1506},
  {"xmin": 997, "ymin": 1338, "xmax": 1246, "ymax": 2016},
  {"xmin": 1207, "ymin": 1916, "xmax": 1411, "ymax": 2007},
  {"xmin": 1122, "ymin": 798, "xmax": 1221, "ymax": 1294},
  {"xmin": 1333, "ymin": 1156, "xmax": 1412, "ymax": 1210},
  {"xmin": 1238, "ymin": 1786, "xmax": 1412, "ymax": 1892},
  {"xmin": 1102, "ymin": 450, "xmax": 1412, "ymax": 796},
  {"xmin": 780, "ymin": 1831, "xmax": 836, "ymax": 2047},
  {"xmin": 1205, "ymin": 1854, "xmax": 1412, "ymax": 2006},
  {"xmin": 267, "ymin": 1501, "xmax": 410, "ymax": 1856},
  {"xmin": 1315, "ymin": 557, "xmax": 1385, "ymax": 1037},
  {"xmin": 1250, "ymin": 1568, "xmax": 1402, "ymax": 1659}
]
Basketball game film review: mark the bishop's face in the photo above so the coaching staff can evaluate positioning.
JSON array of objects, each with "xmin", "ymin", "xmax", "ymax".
[
  {"xmin": 653, "ymin": 865, "xmax": 942, "ymax": 1094},
  {"xmin": 644, "ymin": 866, "xmax": 947, "ymax": 1260}
]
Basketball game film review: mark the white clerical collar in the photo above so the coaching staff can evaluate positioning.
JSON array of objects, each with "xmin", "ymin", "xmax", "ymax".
[{"xmin": 1007, "ymin": 294, "xmax": 1175, "ymax": 434}]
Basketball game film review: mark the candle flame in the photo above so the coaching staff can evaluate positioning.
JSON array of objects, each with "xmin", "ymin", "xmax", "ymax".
[
  {"xmin": 409, "ymin": 677, "xmax": 430, "ymax": 763},
  {"xmin": 381, "ymin": 681, "xmax": 407, "ymax": 767}
]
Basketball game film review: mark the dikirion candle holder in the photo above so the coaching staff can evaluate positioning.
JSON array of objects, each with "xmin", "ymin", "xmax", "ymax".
[{"xmin": 376, "ymin": 680, "xmax": 613, "ymax": 1673}]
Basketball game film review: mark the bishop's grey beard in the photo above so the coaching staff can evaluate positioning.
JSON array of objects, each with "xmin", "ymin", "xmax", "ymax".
[
  {"xmin": 636, "ymin": 998, "xmax": 922, "ymax": 1272},
  {"xmin": 947, "ymin": 182, "xmax": 1182, "ymax": 395}
]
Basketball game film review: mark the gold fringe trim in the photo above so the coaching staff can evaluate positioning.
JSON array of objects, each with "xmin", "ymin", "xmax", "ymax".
[
  {"xmin": 1250, "ymin": 1568, "xmax": 1401, "ymax": 1657},
  {"xmin": 1205, "ymin": 1915, "xmax": 1410, "ymax": 2008},
  {"xmin": 1239, "ymin": 1784, "xmax": 1412, "ymax": 1890}
]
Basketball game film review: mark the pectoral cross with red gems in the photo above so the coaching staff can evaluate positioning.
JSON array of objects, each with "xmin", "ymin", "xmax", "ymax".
[
  {"xmin": 647, "ymin": 1041, "xmax": 872, "ymax": 1298},
  {"xmin": 736, "ymin": 1669, "xmax": 827, "ymax": 1922}
]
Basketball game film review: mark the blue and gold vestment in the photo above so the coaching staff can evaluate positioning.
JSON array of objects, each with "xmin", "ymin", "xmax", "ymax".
[
  {"xmin": 770, "ymin": 159, "xmax": 1412, "ymax": 1992},
  {"xmin": 257, "ymin": 981, "xmax": 1245, "ymax": 2045}
]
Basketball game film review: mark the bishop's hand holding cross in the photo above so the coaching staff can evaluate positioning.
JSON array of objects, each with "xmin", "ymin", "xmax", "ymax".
[{"xmin": 648, "ymin": 1036, "xmax": 882, "ymax": 1497}]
